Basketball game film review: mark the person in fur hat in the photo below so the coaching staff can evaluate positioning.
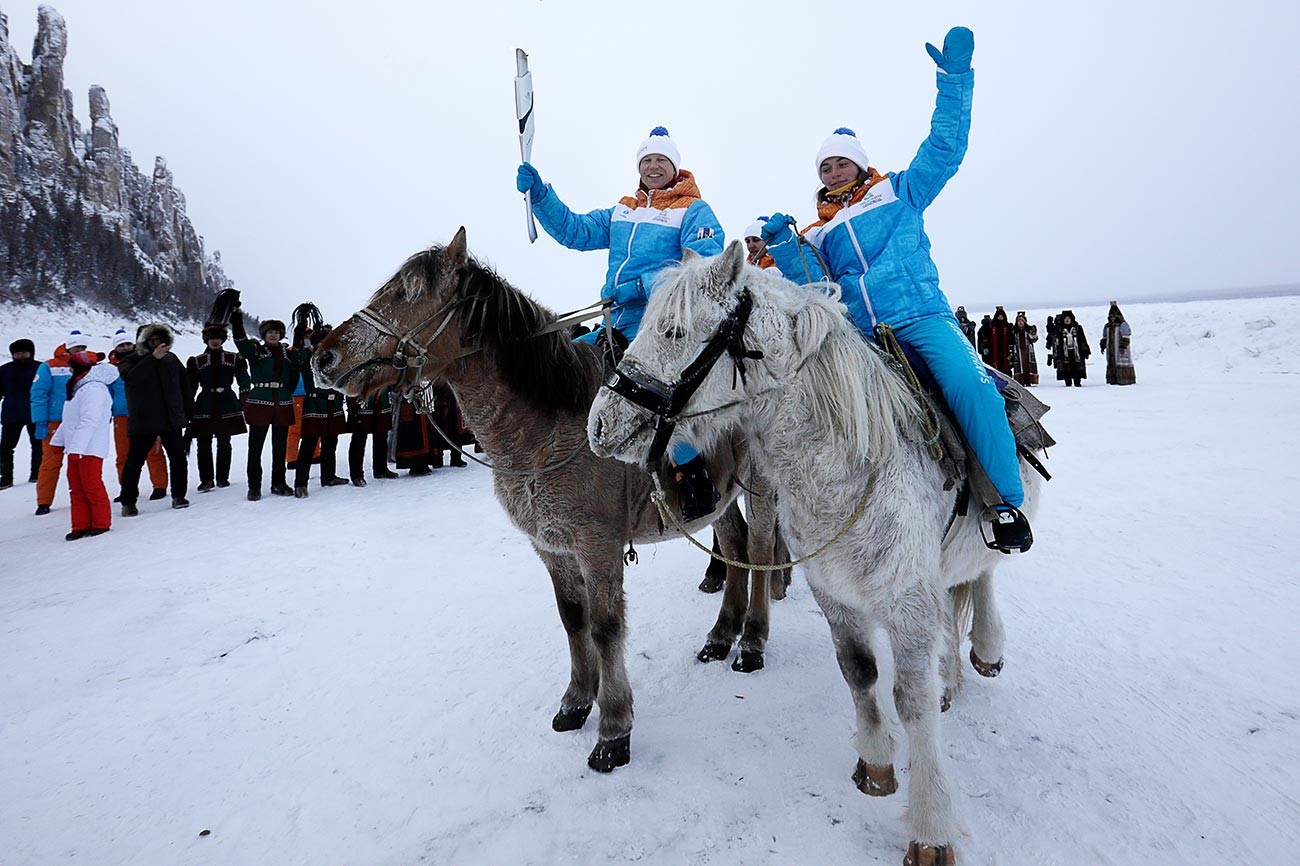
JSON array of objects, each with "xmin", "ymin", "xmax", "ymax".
[
  {"xmin": 757, "ymin": 26, "xmax": 1034, "ymax": 553},
  {"xmin": 1051, "ymin": 310, "xmax": 1090, "ymax": 386},
  {"xmin": 289, "ymin": 323, "xmax": 348, "ymax": 497},
  {"xmin": 108, "ymin": 329, "xmax": 169, "ymax": 501},
  {"xmin": 954, "ymin": 306, "xmax": 976, "ymax": 347},
  {"xmin": 516, "ymin": 125, "xmax": 726, "ymax": 520},
  {"xmin": 49, "ymin": 351, "xmax": 117, "ymax": 539},
  {"xmin": 187, "ymin": 324, "xmax": 251, "ymax": 491},
  {"xmin": 232, "ymin": 308, "xmax": 301, "ymax": 499},
  {"xmin": 30, "ymin": 329, "xmax": 89, "ymax": 515},
  {"xmin": 978, "ymin": 306, "xmax": 1014, "ymax": 375},
  {"xmin": 1099, "ymin": 301, "xmax": 1136, "ymax": 385},
  {"xmin": 116, "ymin": 323, "xmax": 193, "ymax": 514},
  {"xmin": 1009, "ymin": 311, "xmax": 1040, "ymax": 386},
  {"xmin": 1, "ymin": 338, "xmax": 42, "ymax": 490}
]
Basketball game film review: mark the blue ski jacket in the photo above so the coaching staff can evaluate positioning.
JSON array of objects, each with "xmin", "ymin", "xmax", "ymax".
[
  {"xmin": 769, "ymin": 70, "xmax": 974, "ymax": 334},
  {"xmin": 532, "ymin": 169, "xmax": 724, "ymax": 337}
]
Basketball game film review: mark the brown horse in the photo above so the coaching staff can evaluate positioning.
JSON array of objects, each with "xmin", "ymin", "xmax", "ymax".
[{"xmin": 312, "ymin": 228, "xmax": 781, "ymax": 771}]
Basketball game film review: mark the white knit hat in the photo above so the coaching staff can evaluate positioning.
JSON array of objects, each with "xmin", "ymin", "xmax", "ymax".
[
  {"xmin": 814, "ymin": 127, "xmax": 869, "ymax": 181},
  {"xmin": 744, "ymin": 216, "xmax": 770, "ymax": 241},
  {"xmin": 635, "ymin": 126, "xmax": 680, "ymax": 172},
  {"xmin": 111, "ymin": 327, "xmax": 133, "ymax": 348},
  {"xmin": 65, "ymin": 329, "xmax": 89, "ymax": 350}
]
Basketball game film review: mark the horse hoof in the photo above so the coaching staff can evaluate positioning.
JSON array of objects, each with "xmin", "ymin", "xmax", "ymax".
[
  {"xmin": 904, "ymin": 840, "xmax": 954, "ymax": 865},
  {"xmin": 698, "ymin": 574, "xmax": 725, "ymax": 594},
  {"xmin": 697, "ymin": 642, "xmax": 731, "ymax": 663},
  {"xmin": 731, "ymin": 650, "xmax": 764, "ymax": 673},
  {"xmin": 587, "ymin": 734, "xmax": 631, "ymax": 773},
  {"xmin": 940, "ymin": 689, "xmax": 953, "ymax": 713},
  {"xmin": 970, "ymin": 647, "xmax": 1004, "ymax": 678},
  {"xmin": 552, "ymin": 704, "xmax": 592, "ymax": 732},
  {"xmin": 852, "ymin": 759, "xmax": 898, "ymax": 797}
]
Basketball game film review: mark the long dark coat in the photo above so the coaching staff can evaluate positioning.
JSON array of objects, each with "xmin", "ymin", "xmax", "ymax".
[
  {"xmin": 187, "ymin": 349, "xmax": 250, "ymax": 436},
  {"xmin": 346, "ymin": 391, "xmax": 392, "ymax": 435},
  {"xmin": 1009, "ymin": 320, "xmax": 1039, "ymax": 386},
  {"xmin": 117, "ymin": 336, "xmax": 192, "ymax": 436},
  {"xmin": 978, "ymin": 309, "xmax": 1014, "ymax": 375},
  {"xmin": 1051, "ymin": 314, "xmax": 1091, "ymax": 381},
  {"xmin": 235, "ymin": 338, "xmax": 300, "ymax": 426},
  {"xmin": 295, "ymin": 347, "xmax": 347, "ymax": 438},
  {"xmin": 1100, "ymin": 317, "xmax": 1137, "ymax": 385}
]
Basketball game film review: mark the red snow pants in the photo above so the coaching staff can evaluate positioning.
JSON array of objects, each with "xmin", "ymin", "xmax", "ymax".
[{"xmin": 67, "ymin": 454, "xmax": 111, "ymax": 532}]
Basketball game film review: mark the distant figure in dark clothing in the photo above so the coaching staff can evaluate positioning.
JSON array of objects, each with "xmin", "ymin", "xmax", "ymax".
[
  {"xmin": 1099, "ymin": 301, "xmax": 1137, "ymax": 385},
  {"xmin": 1045, "ymin": 315, "xmax": 1057, "ymax": 368},
  {"xmin": 1051, "ymin": 310, "xmax": 1090, "ymax": 386},
  {"xmin": 346, "ymin": 391, "xmax": 396, "ymax": 486},
  {"xmin": 232, "ymin": 310, "xmax": 301, "ymax": 499},
  {"xmin": 186, "ymin": 325, "xmax": 250, "ymax": 491},
  {"xmin": 1009, "ymin": 311, "xmax": 1039, "ymax": 386},
  {"xmin": 954, "ymin": 306, "xmax": 976, "ymax": 346},
  {"xmin": 0, "ymin": 339, "xmax": 42, "ymax": 489},
  {"xmin": 117, "ymin": 323, "xmax": 193, "ymax": 512},
  {"xmin": 978, "ymin": 306, "xmax": 1013, "ymax": 375},
  {"xmin": 291, "ymin": 324, "xmax": 349, "ymax": 497}
]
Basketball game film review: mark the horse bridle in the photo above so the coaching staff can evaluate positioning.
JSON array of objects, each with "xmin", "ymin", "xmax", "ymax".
[
  {"xmin": 331, "ymin": 269, "xmax": 478, "ymax": 409},
  {"xmin": 604, "ymin": 287, "xmax": 764, "ymax": 470}
]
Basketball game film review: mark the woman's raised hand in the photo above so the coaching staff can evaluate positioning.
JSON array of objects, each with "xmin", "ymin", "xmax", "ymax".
[{"xmin": 925, "ymin": 26, "xmax": 974, "ymax": 75}]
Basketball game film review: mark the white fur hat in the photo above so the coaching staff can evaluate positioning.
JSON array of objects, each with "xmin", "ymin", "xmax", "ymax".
[
  {"xmin": 635, "ymin": 126, "xmax": 680, "ymax": 172},
  {"xmin": 744, "ymin": 216, "xmax": 770, "ymax": 241},
  {"xmin": 65, "ymin": 329, "xmax": 89, "ymax": 350},
  {"xmin": 814, "ymin": 127, "xmax": 869, "ymax": 181},
  {"xmin": 111, "ymin": 327, "xmax": 133, "ymax": 348}
]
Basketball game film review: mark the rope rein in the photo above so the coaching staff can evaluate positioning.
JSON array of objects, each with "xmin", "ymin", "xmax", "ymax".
[{"xmin": 648, "ymin": 470, "xmax": 878, "ymax": 572}]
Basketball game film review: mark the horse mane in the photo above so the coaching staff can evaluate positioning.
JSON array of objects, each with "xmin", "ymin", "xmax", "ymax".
[
  {"xmin": 394, "ymin": 246, "xmax": 598, "ymax": 415},
  {"xmin": 650, "ymin": 259, "xmax": 920, "ymax": 462},
  {"xmin": 790, "ymin": 292, "xmax": 920, "ymax": 462}
]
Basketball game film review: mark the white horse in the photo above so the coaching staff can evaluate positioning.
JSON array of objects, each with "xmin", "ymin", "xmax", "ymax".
[{"xmin": 587, "ymin": 240, "xmax": 1042, "ymax": 866}]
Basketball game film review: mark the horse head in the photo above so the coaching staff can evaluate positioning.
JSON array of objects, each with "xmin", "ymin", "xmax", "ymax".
[
  {"xmin": 588, "ymin": 239, "xmax": 812, "ymax": 467},
  {"xmin": 313, "ymin": 228, "xmax": 486, "ymax": 405}
]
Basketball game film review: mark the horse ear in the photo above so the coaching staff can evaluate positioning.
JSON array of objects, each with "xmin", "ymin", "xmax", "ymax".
[
  {"xmin": 703, "ymin": 240, "xmax": 745, "ymax": 298},
  {"xmin": 447, "ymin": 226, "xmax": 469, "ymax": 270},
  {"xmin": 682, "ymin": 248, "xmax": 702, "ymax": 264}
]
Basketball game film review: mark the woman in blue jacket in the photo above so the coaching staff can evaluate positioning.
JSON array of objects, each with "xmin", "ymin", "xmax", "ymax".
[
  {"xmin": 517, "ymin": 127, "xmax": 726, "ymax": 519},
  {"xmin": 762, "ymin": 27, "xmax": 1032, "ymax": 553}
]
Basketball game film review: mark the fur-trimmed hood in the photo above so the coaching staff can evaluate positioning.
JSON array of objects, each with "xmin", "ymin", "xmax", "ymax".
[{"xmin": 135, "ymin": 322, "xmax": 175, "ymax": 352}]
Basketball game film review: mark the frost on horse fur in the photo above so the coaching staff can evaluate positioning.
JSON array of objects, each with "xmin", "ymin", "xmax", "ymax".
[{"xmin": 589, "ymin": 240, "xmax": 1042, "ymax": 864}]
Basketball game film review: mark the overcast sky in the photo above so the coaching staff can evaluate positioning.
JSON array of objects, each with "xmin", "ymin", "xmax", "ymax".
[{"xmin": 8, "ymin": 0, "xmax": 1300, "ymax": 324}]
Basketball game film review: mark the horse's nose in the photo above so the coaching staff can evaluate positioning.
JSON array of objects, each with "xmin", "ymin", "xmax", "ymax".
[
  {"xmin": 315, "ymin": 348, "xmax": 336, "ymax": 375},
  {"xmin": 593, "ymin": 416, "xmax": 604, "ymax": 440}
]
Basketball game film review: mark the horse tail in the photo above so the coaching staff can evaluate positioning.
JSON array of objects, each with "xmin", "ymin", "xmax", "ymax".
[{"xmin": 950, "ymin": 578, "xmax": 976, "ymax": 649}]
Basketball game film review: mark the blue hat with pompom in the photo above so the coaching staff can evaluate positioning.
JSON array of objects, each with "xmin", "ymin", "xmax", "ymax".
[
  {"xmin": 636, "ymin": 125, "xmax": 680, "ymax": 173},
  {"xmin": 815, "ymin": 126, "xmax": 869, "ymax": 182}
]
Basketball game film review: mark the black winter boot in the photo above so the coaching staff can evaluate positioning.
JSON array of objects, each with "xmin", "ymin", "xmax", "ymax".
[
  {"xmin": 988, "ymin": 504, "xmax": 1033, "ymax": 554},
  {"xmin": 673, "ymin": 456, "xmax": 719, "ymax": 522}
]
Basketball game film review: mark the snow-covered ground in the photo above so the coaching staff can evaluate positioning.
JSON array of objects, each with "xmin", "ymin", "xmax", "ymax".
[{"xmin": 2, "ymin": 296, "xmax": 1298, "ymax": 866}]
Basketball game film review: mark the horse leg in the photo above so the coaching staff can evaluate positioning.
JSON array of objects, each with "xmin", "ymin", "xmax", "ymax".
[
  {"xmin": 823, "ymin": 610, "xmax": 899, "ymax": 797},
  {"xmin": 769, "ymin": 516, "xmax": 792, "ymax": 601},
  {"xmin": 735, "ymin": 483, "xmax": 777, "ymax": 673},
  {"xmin": 535, "ymin": 548, "xmax": 599, "ymax": 732},
  {"xmin": 938, "ymin": 586, "xmax": 965, "ymax": 712},
  {"xmin": 887, "ymin": 602, "xmax": 959, "ymax": 865},
  {"xmin": 969, "ymin": 569, "xmax": 1006, "ymax": 677},
  {"xmin": 698, "ymin": 501, "xmax": 748, "ymax": 663},
  {"xmin": 577, "ymin": 550, "xmax": 634, "ymax": 772}
]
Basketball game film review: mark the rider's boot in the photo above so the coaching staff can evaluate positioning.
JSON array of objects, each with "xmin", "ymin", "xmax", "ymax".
[
  {"xmin": 674, "ymin": 456, "xmax": 719, "ymax": 522},
  {"xmin": 988, "ymin": 503, "xmax": 1033, "ymax": 554}
]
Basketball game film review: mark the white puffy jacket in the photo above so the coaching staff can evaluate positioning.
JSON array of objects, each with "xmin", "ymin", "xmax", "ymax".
[{"xmin": 50, "ymin": 363, "xmax": 119, "ymax": 458}]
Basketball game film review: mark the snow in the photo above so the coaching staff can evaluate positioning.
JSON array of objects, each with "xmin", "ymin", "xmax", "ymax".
[{"xmin": 2, "ymin": 295, "xmax": 1298, "ymax": 865}]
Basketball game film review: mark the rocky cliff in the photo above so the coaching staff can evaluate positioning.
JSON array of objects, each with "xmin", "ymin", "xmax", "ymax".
[{"xmin": 0, "ymin": 5, "xmax": 232, "ymax": 321}]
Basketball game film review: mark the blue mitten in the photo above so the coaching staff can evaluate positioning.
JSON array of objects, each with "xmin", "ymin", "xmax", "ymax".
[
  {"xmin": 925, "ymin": 26, "xmax": 974, "ymax": 74},
  {"xmin": 516, "ymin": 162, "xmax": 547, "ymax": 200},
  {"xmin": 761, "ymin": 213, "xmax": 795, "ymax": 244},
  {"xmin": 35, "ymin": 423, "xmax": 48, "ymax": 440}
]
